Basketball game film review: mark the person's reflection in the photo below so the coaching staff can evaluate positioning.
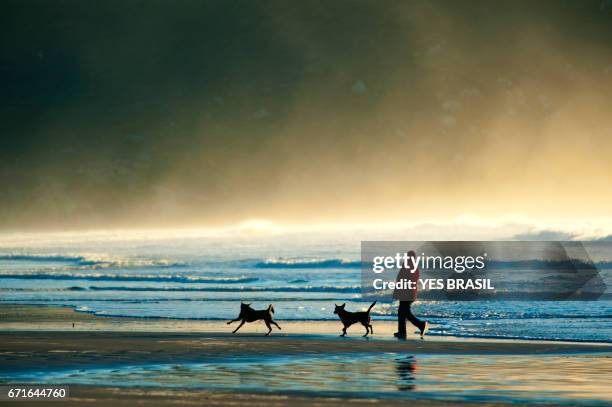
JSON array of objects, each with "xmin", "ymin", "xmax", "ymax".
[{"xmin": 395, "ymin": 355, "xmax": 417, "ymax": 391}]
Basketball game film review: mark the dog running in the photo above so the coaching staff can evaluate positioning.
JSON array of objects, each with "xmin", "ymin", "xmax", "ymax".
[
  {"xmin": 333, "ymin": 301, "xmax": 376, "ymax": 337},
  {"xmin": 227, "ymin": 302, "xmax": 281, "ymax": 336}
]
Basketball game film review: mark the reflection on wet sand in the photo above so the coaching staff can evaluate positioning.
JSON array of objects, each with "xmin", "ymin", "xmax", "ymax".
[
  {"xmin": 395, "ymin": 355, "xmax": 416, "ymax": 391},
  {"xmin": 3, "ymin": 352, "xmax": 611, "ymax": 405}
]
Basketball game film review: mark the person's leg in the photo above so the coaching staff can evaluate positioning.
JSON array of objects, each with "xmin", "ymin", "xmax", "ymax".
[
  {"xmin": 405, "ymin": 301, "xmax": 425, "ymax": 332},
  {"xmin": 396, "ymin": 301, "xmax": 408, "ymax": 336}
]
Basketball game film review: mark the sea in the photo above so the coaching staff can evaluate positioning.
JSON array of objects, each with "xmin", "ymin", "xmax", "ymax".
[{"xmin": 1, "ymin": 230, "xmax": 611, "ymax": 343}]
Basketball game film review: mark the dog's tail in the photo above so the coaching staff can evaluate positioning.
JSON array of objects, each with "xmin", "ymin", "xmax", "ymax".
[
  {"xmin": 367, "ymin": 301, "xmax": 377, "ymax": 313},
  {"xmin": 268, "ymin": 304, "xmax": 275, "ymax": 314}
]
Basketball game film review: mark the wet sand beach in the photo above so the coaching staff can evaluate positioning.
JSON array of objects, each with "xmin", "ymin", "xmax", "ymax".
[{"xmin": 1, "ymin": 305, "xmax": 611, "ymax": 406}]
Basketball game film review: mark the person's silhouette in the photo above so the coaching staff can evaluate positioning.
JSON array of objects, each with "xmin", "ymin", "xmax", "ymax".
[{"xmin": 393, "ymin": 250, "xmax": 428, "ymax": 339}]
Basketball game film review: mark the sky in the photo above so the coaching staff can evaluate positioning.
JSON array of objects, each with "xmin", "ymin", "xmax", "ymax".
[{"xmin": 1, "ymin": 0, "xmax": 612, "ymax": 231}]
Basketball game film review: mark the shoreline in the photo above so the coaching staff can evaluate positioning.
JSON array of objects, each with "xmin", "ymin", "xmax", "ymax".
[
  {"xmin": 1, "ymin": 304, "xmax": 611, "ymax": 361},
  {"xmin": 1, "ymin": 303, "xmax": 610, "ymax": 346}
]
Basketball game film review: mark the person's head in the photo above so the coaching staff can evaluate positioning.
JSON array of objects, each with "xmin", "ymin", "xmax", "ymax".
[{"xmin": 406, "ymin": 250, "xmax": 417, "ymax": 269}]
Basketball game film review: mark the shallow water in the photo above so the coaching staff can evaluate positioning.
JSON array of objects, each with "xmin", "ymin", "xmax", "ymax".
[{"xmin": 2, "ymin": 353, "xmax": 611, "ymax": 405}]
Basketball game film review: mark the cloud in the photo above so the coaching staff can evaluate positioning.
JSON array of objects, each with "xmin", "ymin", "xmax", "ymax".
[
  {"xmin": 2, "ymin": 1, "xmax": 612, "ymax": 229},
  {"xmin": 511, "ymin": 230, "xmax": 579, "ymax": 241}
]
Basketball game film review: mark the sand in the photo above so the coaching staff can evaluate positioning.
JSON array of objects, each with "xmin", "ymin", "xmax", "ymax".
[
  {"xmin": 22, "ymin": 386, "xmax": 512, "ymax": 407},
  {"xmin": 1, "ymin": 305, "xmax": 611, "ymax": 406}
]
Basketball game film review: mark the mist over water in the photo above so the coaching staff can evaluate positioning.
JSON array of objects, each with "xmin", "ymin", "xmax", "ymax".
[{"xmin": 2, "ymin": 0, "xmax": 612, "ymax": 228}]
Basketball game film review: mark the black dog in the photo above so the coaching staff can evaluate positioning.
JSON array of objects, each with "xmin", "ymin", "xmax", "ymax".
[
  {"xmin": 333, "ymin": 301, "xmax": 376, "ymax": 337},
  {"xmin": 227, "ymin": 302, "xmax": 281, "ymax": 336}
]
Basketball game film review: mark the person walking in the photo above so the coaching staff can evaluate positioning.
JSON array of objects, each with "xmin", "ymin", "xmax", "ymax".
[{"xmin": 394, "ymin": 250, "xmax": 428, "ymax": 339}]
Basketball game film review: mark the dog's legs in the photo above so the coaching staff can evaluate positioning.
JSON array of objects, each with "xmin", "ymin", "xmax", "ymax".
[
  {"xmin": 264, "ymin": 320, "xmax": 272, "ymax": 336},
  {"xmin": 227, "ymin": 318, "xmax": 240, "ymax": 325},
  {"xmin": 232, "ymin": 320, "xmax": 246, "ymax": 333},
  {"xmin": 362, "ymin": 322, "xmax": 369, "ymax": 337},
  {"xmin": 369, "ymin": 324, "xmax": 374, "ymax": 334},
  {"xmin": 270, "ymin": 320, "xmax": 281, "ymax": 330},
  {"xmin": 341, "ymin": 326, "xmax": 347, "ymax": 337}
]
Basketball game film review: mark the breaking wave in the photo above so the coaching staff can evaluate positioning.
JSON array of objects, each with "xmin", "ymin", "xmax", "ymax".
[
  {"xmin": 0, "ymin": 271, "xmax": 257, "ymax": 284},
  {"xmin": 0, "ymin": 253, "xmax": 186, "ymax": 269},
  {"xmin": 254, "ymin": 258, "xmax": 360, "ymax": 269}
]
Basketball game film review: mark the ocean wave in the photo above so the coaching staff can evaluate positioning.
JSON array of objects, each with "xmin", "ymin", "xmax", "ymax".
[
  {"xmin": 0, "ymin": 286, "xmax": 88, "ymax": 292},
  {"xmin": 95, "ymin": 286, "xmax": 361, "ymax": 294},
  {"xmin": 4, "ymin": 253, "xmax": 612, "ymax": 272},
  {"xmin": 0, "ymin": 284, "xmax": 361, "ymax": 293},
  {"xmin": 254, "ymin": 258, "xmax": 361, "ymax": 269},
  {"xmin": 368, "ymin": 304, "xmax": 612, "ymax": 319},
  {"xmin": 0, "ymin": 254, "xmax": 186, "ymax": 269},
  {"xmin": 251, "ymin": 258, "xmax": 612, "ymax": 270},
  {"xmin": 0, "ymin": 296, "xmax": 353, "ymax": 302},
  {"xmin": 0, "ymin": 272, "xmax": 257, "ymax": 284},
  {"xmin": 86, "ymin": 285, "xmax": 360, "ymax": 293},
  {"xmin": 371, "ymin": 311, "xmax": 612, "ymax": 319}
]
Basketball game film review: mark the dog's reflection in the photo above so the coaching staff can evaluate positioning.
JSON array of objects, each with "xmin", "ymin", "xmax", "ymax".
[{"xmin": 395, "ymin": 355, "xmax": 417, "ymax": 391}]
